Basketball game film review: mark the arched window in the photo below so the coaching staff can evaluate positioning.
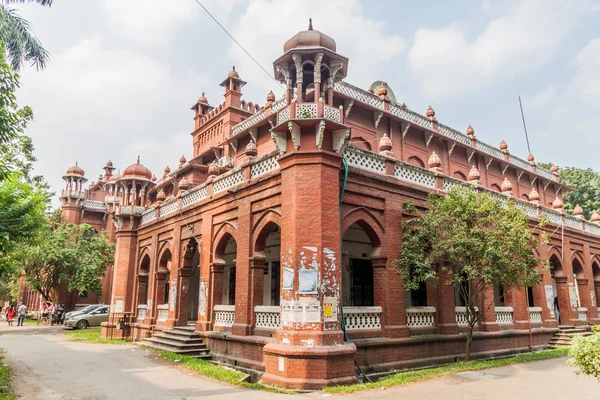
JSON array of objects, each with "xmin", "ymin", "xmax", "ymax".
[
  {"xmin": 453, "ymin": 171, "xmax": 467, "ymax": 181},
  {"xmin": 408, "ymin": 156, "xmax": 425, "ymax": 168}
]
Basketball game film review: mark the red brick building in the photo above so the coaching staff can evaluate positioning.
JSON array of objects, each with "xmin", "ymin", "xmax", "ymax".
[{"xmin": 52, "ymin": 23, "xmax": 600, "ymax": 388}]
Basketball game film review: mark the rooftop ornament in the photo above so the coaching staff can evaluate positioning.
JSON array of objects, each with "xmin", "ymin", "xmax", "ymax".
[
  {"xmin": 574, "ymin": 204, "xmax": 584, "ymax": 218},
  {"xmin": 552, "ymin": 196, "xmax": 564, "ymax": 211},
  {"xmin": 591, "ymin": 210, "xmax": 600, "ymax": 224},
  {"xmin": 466, "ymin": 125, "xmax": 476, "ymax": 139},
  {"xmin": 529, "ymin": 188, "xmax": 540, "ymax": 204},
  {"xmin": 428, "ymin": 152, "xmax": 442, "ymax": 173},
  {"xmin": 179, "ymin": 155, "xmax": 187, "ymax": 169},
  {"xmin": 501, "ymin": 177, "xmax": 513, "ymax": 195},
  {"xmin": 378, "ymin": 133, "xmax": 394, "ymax": 158},
  {"xmin": 468, "ymin": 165, "xmax": 481, "ymax": 184},
  {"xmin": 245, "ymin": 140, "xmax": 258, "ymax": 158}
]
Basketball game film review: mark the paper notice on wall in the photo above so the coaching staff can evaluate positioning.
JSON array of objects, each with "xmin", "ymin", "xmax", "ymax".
[
  {"xmin": 292, "ymin": 302, "xmax": 304, "ymax": 323},
  {"xmin": 114, "ymin": 300, "xmax": 124, "ymax": 313},
  {"xmin": 298, "ymin": 269, "xmax": 318, "ymax": 294},
  {"xmin": 199, "ymin": 281, "xmax": 206, "ymax": 317},
  {"xmin": 304, "ymin": 300, "xmax": 321, "ymax": 323},
  {"xmin": 323, "ymin": 296, "xmax": 338, "ymax": 322},
  {"xmin": 281, "ymin": 301, "xmax": 292, "ymax": 324},
  {"xmin": 147, "ymin": 299, "xmax": 152, "ymax": 310},
  {"xmin": 544, "ymin": 285, "xmax": 555, "ymax": 317},
  {"xmin": 283, "ymin": 267, "xmax": 294, "ymax": 291},
  {"xmin": 569, "ymin": 283, "xmax": 578, "ymax": 309},
  {"xmin": 591, "ymin": 290, "xmax": 596, "ymax": 307},
  {"xmin": 169, "ymin": 279, "xmax": 177, "ymax": 312}
]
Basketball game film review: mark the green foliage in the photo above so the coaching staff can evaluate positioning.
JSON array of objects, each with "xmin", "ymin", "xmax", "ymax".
[
  {"xmin": 539, "ymin": 163, "xmax": 600, "ymax": 219},
  {"xmin": 66, "ymin": 327, "xmax": 128, "ymax": 345},
  {"xmin": 19, "ymin": 221, "xmax": 115, "ymax": 302},
  {"xmin": 0, "ymin": 349, "xmax": 15, "ymax": 400},
  {"xmin": 325, "ymin": 348, "xmax": 569, "ymax": 393},
  {"xmin": 396, "ymin": 187, "xmax": 546, "ymax": 360},
  {"xmin": 0, "ymin": 1, "xmax": 51, "ymax": 71},
  {"xmin": 568, "ymin": 326, "xmax": 600, "ymax": 380}
]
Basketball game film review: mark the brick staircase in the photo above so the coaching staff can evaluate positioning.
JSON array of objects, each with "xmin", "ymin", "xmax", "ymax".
[
  {"xmin": 142, "ymin": 325, "xmax": 211, "ymax": 359},
  {"xmin": 548, "ymin": 325, "xmax": 592, "ymax": 349}
]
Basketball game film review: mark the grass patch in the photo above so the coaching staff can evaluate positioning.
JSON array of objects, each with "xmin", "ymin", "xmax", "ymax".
[
  {"xmin": 66, "ymin": 327, "xmax": 128, "ymax": 345},
  {"xmin": 141, "ymin": 346, "xmax": 293, "ymax": 394},
  {"xmin": 325, "ymin": 348, "xmax": 569, "ymax": 394},
  {"xmin": 0, "ymin": 350, "xmax": 15, "ymax": 400}
]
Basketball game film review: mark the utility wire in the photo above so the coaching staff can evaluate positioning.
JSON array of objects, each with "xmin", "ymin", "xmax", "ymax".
[
  {"xmin": 193, "ymin": 0, "xmax": 284, "ymax": 89},
  {"xmin": 518, "ymin": 96, "xmax": 531, "ymax": 154}
]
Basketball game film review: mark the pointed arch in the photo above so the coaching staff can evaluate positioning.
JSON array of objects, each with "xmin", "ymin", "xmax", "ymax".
[
  {"xmin": 252, "ymin": 209, "xmax": 282, "ymax": 255},
  {"xmin": 341, "ymin": 207, "xmax": 384, "ymax": 256},
  {"xmin": 213, "ymin": 221, "xmax": 238, "ymax": 261},
  {"xmin": 407, "ymin": 156, "xmax": 425, "ymax": 168},
  {"xmin": 571, "ymin": 251, "xmax": 586, "ymax": 278},
  {"xmin": 453, "ymin": 171, "xmax": 467, "ymax": 181}
]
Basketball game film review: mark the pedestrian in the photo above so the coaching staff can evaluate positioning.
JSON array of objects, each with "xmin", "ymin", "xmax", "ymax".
[
  {"xmin": 6, "ymin": 305, "xmax": 14, "ymax": 326},
  {"xmin": 17, "ymin": 302, "xmax": 27, "ymax": 326},
  {"xmin": 56, "ymin": 302, "xmax": 65, "ymax": 326},
  {"xmin": 554, "ymin": 296, "xmax": 560, "ymax": 325},
  {"xmin": 48, "ymin": 303, "xmax": 56, "ymax": 326}
]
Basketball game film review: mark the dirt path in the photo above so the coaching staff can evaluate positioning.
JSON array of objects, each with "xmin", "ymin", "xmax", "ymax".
[{"xmin": 0, "ymin": 324, "xmax": 598, "ymax": 399}]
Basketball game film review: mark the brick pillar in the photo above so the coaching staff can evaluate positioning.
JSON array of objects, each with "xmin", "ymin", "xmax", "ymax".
[
  {"xmin": 232, "ymin": 202, "xmax": 252, "ymax": 336},
  {"xmin": 576, "ymin": 278, "xmax": 592, "ymax": 323},
  {"xmin": 507, "ymin": 287, "xmax": 529, "ymax": 329},
  {"xmin": 173, "ymin": 238, "xmax": 197, "ymax": 327},
  {"xmin": 208, "ymin": 262, "xmax": 225, "ymax": 330},
  {"xmin": 102, "ymin": 226, "xmax": 138, "ymax": 338},
  {"xmin": 437, "ymin": 268, "xmax": 459, "ymax": 334},
  {"xmin": 165, "ymin": 229, "xmax": 182, "ymax": 329},
  {"xmin": 478, "ymin": 285, "xmax": 499, "ymax": 332},
  {"xmin": 555, "ymin": 276, "xmax": 573, "ymax": 325},
  {"xmin": 262, "ymin": 145, "xmax": 356, "ymax": 390},
  {"xmin": 249, "ymin": 256, "xmax": 266, "ymax": 332}
]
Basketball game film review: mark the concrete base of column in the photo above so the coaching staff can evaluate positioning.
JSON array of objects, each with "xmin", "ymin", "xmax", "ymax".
[
  {"xmin": 232, "ymin": 322, "xmax": 252, "ymax": 336},
  {"xmin": 479, "ymin": 321, "xmax": 499, "ymax": 332},
  {"xmin": 262, "ymin": 342, "xmax": 357, "ymax": 390},
  {"xmin": 439, "ymin": 323, "xmax": 460, "ymax": 335}
]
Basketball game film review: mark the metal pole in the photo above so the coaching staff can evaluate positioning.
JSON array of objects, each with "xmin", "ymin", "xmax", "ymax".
[{"xmin": 518, "ymin": 96, "xmax": 532, "ymax": 154}]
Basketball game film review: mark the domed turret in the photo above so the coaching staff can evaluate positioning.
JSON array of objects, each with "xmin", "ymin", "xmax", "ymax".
[
  {"xmin": 228, "ymin": 66, "xmax": 239, "ymax": 79},
  {"xmin": 121, "ymin": 156, "xmax": 153, "ymax": 181},
  {"xmin": 197, "ymin": 92, "xmax": 208, "ymax": 104},
  {"xmin": 283, "ymin": 18, "xmax": 337, "ymax": 53},
  {"xmin": 66, "ymin": 162, "xmax": 85, "ymax": 177}
]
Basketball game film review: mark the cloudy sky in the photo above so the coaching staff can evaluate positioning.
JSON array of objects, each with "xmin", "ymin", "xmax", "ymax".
[{"xmin": 11, "ymin": 0, "xmax": 600, "ymax": 206}]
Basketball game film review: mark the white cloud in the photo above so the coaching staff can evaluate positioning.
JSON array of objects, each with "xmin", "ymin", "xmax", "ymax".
[
  {"xmin": 18, "ymin": 37, "xmax": 208, "ymax": 205},
  {"xmin": 227, "ymin": 0, "xmax": 404, "ymax": 102},
  {"xmin": 407, "ymin": 0, "xmax": 585, "ymax": 98}
]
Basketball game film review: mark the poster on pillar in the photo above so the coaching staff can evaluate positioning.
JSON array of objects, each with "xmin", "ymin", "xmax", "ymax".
[
  {"xmin": 569, "ymin": 283, "xmax": 578, "ymax": 309},
  {"xmin": 323, "ymin": 296, "xmax": 338, "ymax": 322},
  {"xmin": 283, "ymin": 268, "xmax": 294, "ymax": 291},
  {"xmin": 298, "ymin": 269, "xmax": 318, "ymax": 294},
  {"xmin": 169, "ymin": 279, "xmax": 177, "ymax": 312},
  {"xmin": 591, "ymin": 290, "xmax": 596, "ymax": 307},
  {"xmin": 544, "ymin": 285, "xmax": 554, "ymax": 317},
  {"xmin": 199, "ymin": 280, "xmax": 206, "ymax": 317}
]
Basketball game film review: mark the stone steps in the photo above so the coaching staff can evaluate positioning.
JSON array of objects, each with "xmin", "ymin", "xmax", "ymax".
[
  {"xmin": 548, "ymin": 325, "xmax": 592, "ymax": 349},
  {"xmin": 141, "ymin": 326, "xmax": 211, "ymax": 359}
]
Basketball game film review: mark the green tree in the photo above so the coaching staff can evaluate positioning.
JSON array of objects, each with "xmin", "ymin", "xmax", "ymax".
[
  {"xmin": 0, "ymin": 0, "xmax": 52, "ymax": 71},
  {"xmin": 569, "ymin": 326, "xmax": 600, "ymax": 380},
  {"xmin": 539, "ymin": 163, "xmax": 600, "ymax": 219},
  {"xmin": 19, "ymin": 222, "xmax": 115, "ymax": 302},
  {"xmin": 396, "ymin": 187, "xmax": 546, "ymax": 360}
]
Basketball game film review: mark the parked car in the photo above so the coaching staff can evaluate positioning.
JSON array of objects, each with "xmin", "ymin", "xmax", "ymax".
[
  {"xmin": 64, "ymin": 305, "xmax": 110, "ymax": 329},
  {"xmin": 63, "ymin": 304, "xmax": 103, "ymax": 321}
]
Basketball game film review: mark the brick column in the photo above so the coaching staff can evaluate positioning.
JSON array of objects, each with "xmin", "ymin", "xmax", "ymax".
[
  {"xmin": 232, "ymin": 202, "xmax": 252, "ymax": 336},
  {"xmin": 249, "ymin": 256, "xmax": 266, "ymax": 332},
  {"xmin": 437, "ymin": 268, "xmax": 459, "ymax": 334},
  {"xmin": 165, "ymin": 229, "xmax": 182, "ymax": 329},
  {"xmin": 478, "ymin": 285, "xmax": 499, "ymax": 332},
  {"xmin": 555, "ymin": 277, "xmax": 573, "ymax": 325},
  {"xmin": 576, "ymin": 278, "xmax": 592, "ymax": 323},
  {"xmin": 262, "ymin": 146, "xmax": 356, "ymax": 390},
  {"xmin": 208, "ymin": 262, "xmax": 225, "ymax": 330},
  {"xmin": 507, "ymin": 287, "xmax": 529, "ymax": 330},
  {"xmin": 196, "ymin": 215, "xmax": 213, "ymax": 332}
]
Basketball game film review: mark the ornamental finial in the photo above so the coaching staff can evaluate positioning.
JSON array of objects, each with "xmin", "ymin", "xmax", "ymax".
[{"xmin": 308, "ymin": 18, "xmax": 313, "ymax": 30}]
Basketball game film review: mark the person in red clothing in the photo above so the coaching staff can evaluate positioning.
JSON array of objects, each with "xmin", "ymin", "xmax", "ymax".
[{"xmin": 6, "ymin": 305, "xmax": 15, "ymax": 326}]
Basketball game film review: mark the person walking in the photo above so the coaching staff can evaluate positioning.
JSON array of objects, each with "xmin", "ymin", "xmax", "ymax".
[
  {"xmin": 6, "ymin": 305, "xmax": 14, "ymax": 326},
  {"xmin": 17, "ymin": 302, "xmax": 27, "ymax": 326},
  {"xmin": 56, "ymin": 302, "xmax": 65, "ymax": 326}
]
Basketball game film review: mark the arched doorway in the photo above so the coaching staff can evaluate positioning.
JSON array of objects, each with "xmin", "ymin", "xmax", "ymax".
[
  {"xmin": 550, "ymin": 254, "xmax": 564, "ymax": 323},
  {"xmin": 255, "ymin": 222, "xmax": 281, "ymax": 306},
  {"xmin": 592, "ymin": 260, "xmax": 600, "ymax": 308},
  {"xmin": 157, "ymin": 249, "xmax": 172, "ymax": 307},
  {"xmin": 137, "ymin": 254, "xmax": 150, "ymax": 307},
  {"xmin": 216, "ymin": 234, "xmax": 237, "ymax": 306},
  {"xmin": 342, "ymin": 222, "xmax": 379, "ymax": 307},
  {"xmin": 187, "ymin": 247, "xmax": 200, "ymax": 321}
]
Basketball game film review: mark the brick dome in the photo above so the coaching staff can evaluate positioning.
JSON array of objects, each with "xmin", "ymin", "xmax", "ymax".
[
  {"xmin": 122, "ymin": 156, "xmax": 152, "ymax": 180},
  {"xmin": 106, "ymin": 160, "xmax": 113, "ymax": 168},
  {"xmin": 197, "ymin": 92, "xmax": 208, "ymax": 104},
  {"xmin": 283, "ymin": 19, "xmax": 336, "ymax": 53},
  {"xmin": 228, "ymin": 66, "xmax": 239, "ymax": 79},
  {"xmin": 66, "ymin": 162, "xmax": 85, "ymax": 177}
]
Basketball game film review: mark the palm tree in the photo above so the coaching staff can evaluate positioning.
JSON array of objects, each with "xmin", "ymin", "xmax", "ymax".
[{"xmin": 0, "ymin": 0, "xmax": 52, "ymax": 71}]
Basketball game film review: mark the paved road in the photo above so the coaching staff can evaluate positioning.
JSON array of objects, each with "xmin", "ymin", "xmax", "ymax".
[{"xmin": 0, "ymin": 324, "xmax": 598, "ymax": 399}]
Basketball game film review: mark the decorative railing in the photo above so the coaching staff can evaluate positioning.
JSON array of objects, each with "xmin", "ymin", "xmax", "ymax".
[
  {"xmin": 60, "ymin": 189, "xmax": 86, "ymax": 199},
  {"xmin": 81, "ymin": 200, "xmax": 107, "ymax": 211},
  {"xmin": 585, "ymin": 222, "xmax": 600, "ymax": 235},
  {"xmin": 537, "ymin": 168, "xmax": 556, "ymax": 181},
  {"xmin": 278, "ymin": 106, "xmax": 291, "ymax": 125},
  {"xmin": 231, "ymin": 109, "xmax": 266, "ymax": 136},
  {"xmin": 254, "ymin": 306, "xmax": 280, "ymax": 330},
  {"xmin": 389, "ymin": 103, "xmax": 433, "ymax": 130},
  {"xmin": 335, "ymin": 81, "xmax": 384, "ymax": 109},
  {"xmin": 214, "ymin": 305, "xmax": 235, "ymax": 327},
  {"xmin": 140, "ymin": 209, "xmax": 156, "ymax": 225},
  {"xmin": 159, "ymin": 199, "xmax": 178, "ymax": 217},
  {"xmin": 342, "ymin": 306, "xmax": 382, "ymax": 331},
  {"xmin": 437, "ymin": 123, "xmax": 471, "ymax": 145},
  {"xmin": 137, "ymin": 305, "xmax": 147, "ymax": 320},
  {"xmin": 577, "ymin": 307, "xmax": 588, "ymax": 323},
  {"xmin": 495, "ymin": 306, "xmax": 514, "ymax": 324},
  {"xmin": 541, "ymin": 209, "xmax": 563, "ymax": 225},
  {"xmin": 157, "ymin": 304, "xmax": 169, "ymax": 322},
  {"xmin": 565, "ymin": 215, "xmax": 583, "ymax": 230},
  {"xmin": 475, "ymin": 141, "xmax": 505, "ymax": 159},
  {"xmin": 395, "ymin": 162, "xmax": 437, "ymax": 189},
  {"xmin": 324, "ymin": 105, "xmax": 341, "ymax": 123},
  {"xmin": 455, "ymin": 306, "xmax": 478, "ymax": 325},
  {"xmin": 344, "ymin": 146, "xmax": 386, "ymax": 173},
  {"xmin": 528, "ymin": 307, "xmax": 542, "ymax": 323},
  {"xmin": 118, "ymin": 205, "xmax": 145, "ymax": 216},
  {"xmin": 213, "ymin": 169, "xmax": 244, "ymax": 194},
  {"xmin": 296, "ymin": 103, "xmax": 318, "ymax": 119},
  {"xmin": 105, "ymin": 195, "xmax": 122, "ymax": 204},
  {"xmin": 181, "ymin": 185, "xmax": 208, "ymax": 208},
  {"xmin": 443, "ymin": 177, "xmax": 468, "ymax": 192},
  {"xmin": 270, "ymin": 97, "xmax": 288, "ymax": 113},
  {"xmin": 250, "ymin": 153, "xmax": 280, "ymax": 179},
  {"xmin": 406, "ymin": 306, "xmax": 436, "ymax": 328},
  {"xmin": 509, "ymin": 155, "xmax": 533, "ymax": 171},
  {"xmin": 514, "ymin": 199, "xmax": 539, "ymax": 218}
]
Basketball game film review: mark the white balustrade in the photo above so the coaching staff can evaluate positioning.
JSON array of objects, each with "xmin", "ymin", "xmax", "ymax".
[
  {"xmin": 214, "ymin": 305, "xmax": 235, "ymax": 327},
  {"xmin": 495, "ymin": 306, "xmax": 514, "ymax": 324},
  {"xmin": 254, "ymin": 306, "xmax": 281, "ymax": 330},
  {"xmin": 537, "ymin": 168, "xmax": 556, "ymax": 181},
  {"xmin": 455, "ymin": 306, "xmax": 478, "ymax": 325},
  {"xmin": 296, "ymin": 103, "xmax": 318, "ymax": 119},
  {"xmin": 395, "ymin": 162, "xmax": 437, "ymax": 189},
  {"xmin": 81, "ymin": 200, "xmax": 107, "ymax": 211},
  {"xmin": 213, "ymin": 169, "xmax": 244, "ymax": 194},
  {"xmin": 334, "ymin": 81, "xmax": 385, "ymax": 109},
  {"xmin": 137, "ymin": 305, "xmax": 147, "ymax": 320},
  {"xmin": 140, "ymin": 209, "xmax": 156, "ymax": 225},
  {"xmin": 475, "ymin": 140, "xmax": 505, "ymax": 160},
  {"xmin": 231, "ymin": 109, "xmax": 266, "ymax": 136},
  {"xmin": 250, "ymin": 153, "xmax": 280, "ymax": 179},
  {"xmin": 389, "ymin": 103, "xmax": 433, "ymax": 130},
  {"xmin": 181, "ymin": 185, "xmax": 208, "ymax": 208},
  {"xmin": 514, "ymin": 199, "xmax": 539, "ymax": 218},
  {"xmin": 541, "ymin": 209, "xmax": 563, "ymax": 225},
  {"xmin": 509, "ymin": 155, "xmax": 533, "ymax": 171},
  {"xmin": 565, "ymin": 215, "xmax": 583, "ymax": 230},
  {"xmin": 159, "ymin": 199, "xmax": 178, "ymax": 217},
  {"xmin": 585, "ymin": 222, "xmax": 600, "ymax": 235},
  {"xmin": 577, "ymin": 307, "xmax": 588, "ymax": 323},
  {"xmin": 270, "ymin": 97, "xmax": 288, "ymax": 113},
  {"xmin": 437, "ymin": 123, "xmax": 471, "ymax": 145},
  {"xmin": 343, "ymin": 306, "xmax": 382, "ymax": 331},
  {"xmin": 157, "ymin": 304, "xmax": 169, "ymax": 322},
  {"xmin": 344, "ymin": 147, "xmax": 386, "ymax": 173},
  {"xmin": 324, "ymin": 105, "xmax": 341, "ymax": 123},
  {"xmin": 528, "ymin": 307, "xmax": 542, "ymax": 323},
  {"xmin": 406, "ymin": 307, "xmax": 436, "ymax": 328},
  {"xmin": 278, "ymin": 106, "xmax": 291, "ymax": 125}
]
